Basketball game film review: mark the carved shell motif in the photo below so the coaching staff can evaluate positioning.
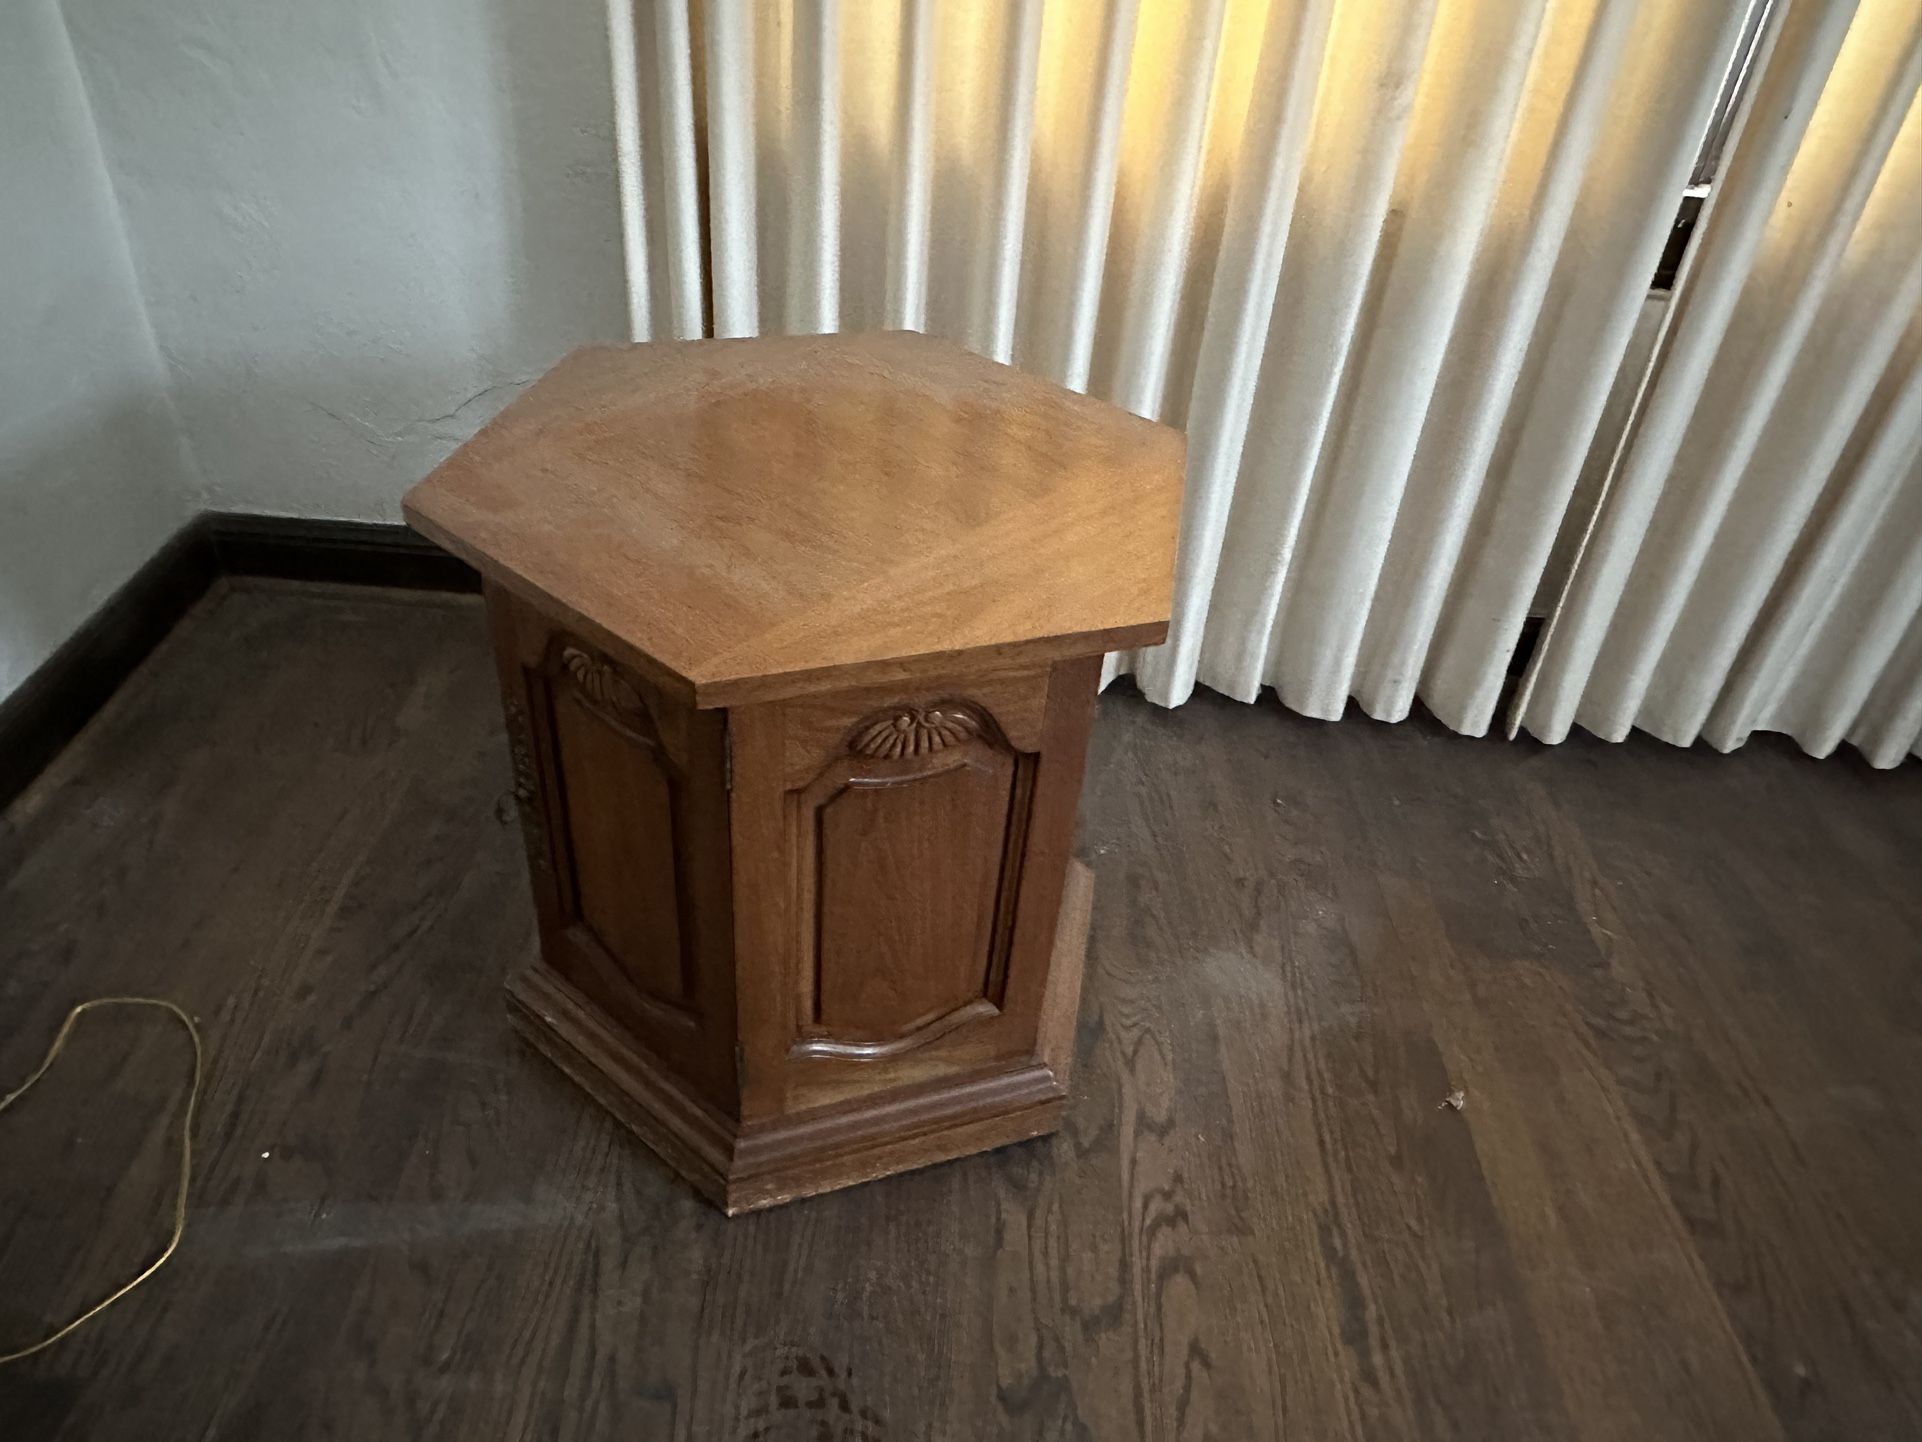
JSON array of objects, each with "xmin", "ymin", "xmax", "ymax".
[
  {"xmin": 560, "ymin": 645, "xmax": 645, "ymax": 716},
  {"xmin": 850, "ymin": 705, "xmax": 982, "ymax": 760}
]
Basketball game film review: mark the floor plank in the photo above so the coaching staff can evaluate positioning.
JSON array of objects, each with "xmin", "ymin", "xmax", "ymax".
[{"xmin": 1, "ymin": 583, "xmax": 1918, "ymax": 1440}]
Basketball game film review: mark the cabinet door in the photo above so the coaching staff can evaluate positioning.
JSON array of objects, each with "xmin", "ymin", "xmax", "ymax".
[
  {"xmin": 729, "ymin": 657, "xmax": 1099, "ymax": 1117},
  {"xmin": 486, "ymin": 585, "xmax": 737, "ymax": 1113}
]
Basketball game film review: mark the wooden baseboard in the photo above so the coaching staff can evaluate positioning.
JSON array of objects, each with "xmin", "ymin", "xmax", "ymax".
[
  {"xmin": 207, "ymin": 512, "xmax": 479, "ymax": 593},
  {"xmin": 4, "ymin": 506, "xmax": 1549, "ymax": 816},
  {"xmin": 0, "ymin": 519, "xmax": 218, "ymax": 811},
  {"xmin": 1, "ymin": 512, "xmax": 478, "ymax": 812}
]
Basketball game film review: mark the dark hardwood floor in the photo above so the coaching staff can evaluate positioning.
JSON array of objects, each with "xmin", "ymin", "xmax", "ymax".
[{"xmin": 2, "ymin": 582, "xmax": 1918, "ymax": 1441}]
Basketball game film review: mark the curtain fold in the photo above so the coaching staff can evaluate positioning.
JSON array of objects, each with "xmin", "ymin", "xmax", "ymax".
[
  {"xmin": 609, "ymin": 0, "xmax": 1922, "ymax": 768},
  {"xmin": 1518, "ymin": 0, "xmax": 1922, "ymax": 766}
]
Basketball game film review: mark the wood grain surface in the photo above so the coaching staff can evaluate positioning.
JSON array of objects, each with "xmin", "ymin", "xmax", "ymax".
[
  {"xmin": 487, "ymin": 582, "xmax": 741, "ymax": 1117},
  {"xmin": 2, "ymin": 582, "xmax": 1919, "ymax": 1440},
  {"xmin": 403, "ymin": 332, "xmax": 1185, "ymax": 708}
]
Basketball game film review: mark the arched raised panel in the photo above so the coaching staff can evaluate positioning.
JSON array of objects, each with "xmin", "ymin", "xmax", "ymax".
[
  {"xmin": 790, "ymin": 703, "xmax": 1036, "ymax": 1060},
  {"xmin": 543, "ymin": 642, "xmax": 698, "ymax": 1017}
]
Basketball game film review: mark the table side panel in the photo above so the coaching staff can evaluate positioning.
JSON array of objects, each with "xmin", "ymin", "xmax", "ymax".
[
  {"xmin": 728, "ymin": 655, "xmax": 1102, "ymax": 1119},
  {"xmin": 485, "ymin": 582, "xmax": 739, "ymax": 1113}
]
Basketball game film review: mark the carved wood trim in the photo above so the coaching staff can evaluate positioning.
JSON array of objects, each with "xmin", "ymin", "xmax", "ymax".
[
  {"xmin": 787, "ymin": 698, "xmax": 1037, "ymax": 1062},
  {"xmin": 502, "ymin": 698, "xmax": 552, "ymax": 877},
  {"xmin": 559, "ymin": 642, "xmax": 653, "ymax": 731},
  {"xmin": 847, "ymin": 703, "xmax": 983, "ymax": 759},
  {"xmin": 790, "ymin": 1000, "xmax": 1001, "ymax": 1061}
]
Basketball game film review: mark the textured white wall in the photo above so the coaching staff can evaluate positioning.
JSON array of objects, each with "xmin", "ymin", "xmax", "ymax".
[
  {"xmin": 61, "ymin": 0, "xmax": 628, "ymax": 522},
  {"xmin": 0, "ymin": 0, "xmax": 199, "ymax": 699}
]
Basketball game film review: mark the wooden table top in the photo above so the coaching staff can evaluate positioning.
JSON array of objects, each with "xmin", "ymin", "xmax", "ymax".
[{"xmin": 403, "ymin": 332, "xmax": 1184, "ymax": 707}]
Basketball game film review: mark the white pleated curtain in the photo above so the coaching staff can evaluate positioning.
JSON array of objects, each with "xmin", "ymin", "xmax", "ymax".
[
  {"xmin": 1516, "ymin": 0, "xmax": 1922, "ymax": 767},
  {"xmin": 608, "ymin": 0, "xmax": 1922, "ymax": 768}
]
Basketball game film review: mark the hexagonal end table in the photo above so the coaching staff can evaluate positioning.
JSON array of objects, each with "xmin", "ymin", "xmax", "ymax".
[{"xmin": 404, "ymin": 332, "xmax": 1184, "ymax": 1212}]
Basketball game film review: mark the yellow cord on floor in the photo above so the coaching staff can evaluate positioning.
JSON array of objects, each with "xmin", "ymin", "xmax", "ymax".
[{"xmin": 0, "ymin": 996, "xmax": 202, "ymax": 1366}]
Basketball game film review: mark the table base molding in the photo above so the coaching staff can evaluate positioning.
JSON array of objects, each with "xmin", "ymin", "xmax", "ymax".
[{"xmin": 507, "ymin": 861, "xmax": 1094, "ymax": 1213}]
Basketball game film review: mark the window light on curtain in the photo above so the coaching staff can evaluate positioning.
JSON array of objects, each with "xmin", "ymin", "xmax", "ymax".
[
  {"xmin": 1516, "ymin": 0, "xmax": 1922, "ymax": 767},
  {"xmin": 604, "ymin": 0, "xmax": 1922, "ymax": 768}
]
